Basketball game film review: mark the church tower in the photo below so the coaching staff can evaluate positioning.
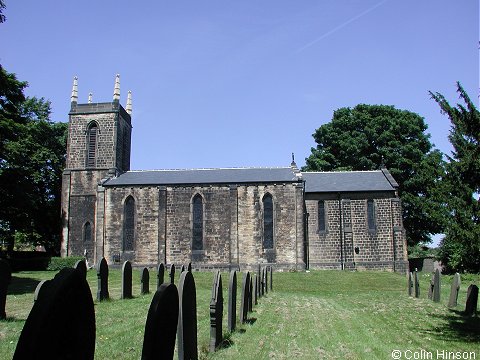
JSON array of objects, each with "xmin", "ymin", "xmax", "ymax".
[{"xmin": 61, "ymin": 75, "xmax": 132, "ymax": 257}]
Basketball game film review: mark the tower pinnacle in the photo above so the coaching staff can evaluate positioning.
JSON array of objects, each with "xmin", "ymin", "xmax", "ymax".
[
  {"xmin": 70, "ymin": 76, "xmax": 78, "ymax": 104},
  {"xmin": 126, "ymin": 90, "xmax": 132, "ymax": 115},
  {"xmin": 113, "ymin": 74, "xmax": 120, "ymax": 102}
]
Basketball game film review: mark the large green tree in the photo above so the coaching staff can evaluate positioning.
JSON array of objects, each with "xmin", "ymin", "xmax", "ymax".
[
  {"xmin": 430, "ymin": 83, "xmax": 479, "ymax": 273},
  {"xmin": 0, "ymin": 65, "xmax": 67, "ymax": 253},
  {"xmin": 304, "ymin": 104, "xmax": 446, "ymax": 246}
]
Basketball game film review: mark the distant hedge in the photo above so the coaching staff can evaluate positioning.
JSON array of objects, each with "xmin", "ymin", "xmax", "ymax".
[{"xmin": 47, "ymin": 256, "xmax": 85, "ymax": 271}]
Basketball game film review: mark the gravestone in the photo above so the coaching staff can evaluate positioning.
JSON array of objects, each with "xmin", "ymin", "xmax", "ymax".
[
  {"xmin": 261, "ymin": 269, "xmax": 265, "ymax": 296},
  {"xmin": 177, "ymin": 270, "xmax": 198, "ymax": 360},
  {"xmin": 157, "ymin": 263, "xmax": 165, "ymax": 289},
  {"xmin": 270, "ymin": 266, "xmax": 273, "ymax": 291},
  {"xmin": 13, "ymin": 267, "xmax": 95, "ymax": 360},
  {"xmin": 169, "ymin": 264, "xmax": 175, "ymax": 284},
  {"xmin": 239, "ymin": 272, "xmax": 250, "ymax": 324},
  {"xmin": 74, "ymin": 259, "xmax": 87, "ymax": 279},
  {"xmin": 96, "ymin": 257, "xmax": 109, "ymax": 301},
  {"xmin": 34, "ymin": 280, "xmax": 48, "ymax": 302},
  {"xmin": 121, "ymin": 261, "xmax": 133, "ymax": 299},
  {"xmin": 141, "ymin": 268, "xmax": 150, "ymax": 295},
  {"xmin": 254, "ymin": 275, "xmax": 258, "ymax": 306},
  {"xmin": 414, "ymin": 271, "xmax": 420, "ymax": 298},
  {"xmin": 227, "ymin": 270, "xmax": 237, "ymax": 332},
  {"xmin": 465, "ymin": 284, "xmax": 478, "ymax": 316},
  {"xmin": 181, "ymin": 264, "xmax": 186, "ymax": 273},
  {"xmin": 407, "ymin": 272, "xmax": 413, "ymax": 296},
  {"xmin": 187, "ymin": 262, "xmax": 192, "ymax": 272},
  {"xmin": 209, "ymin": 271, "xmax": 223, "ymax": 352},
  {"xmin": 433, "ymin": 269, "xmax": 441, "ymax": 302},
  {"xmin": 448, "ymin": 273, "xmax": 461, "ymax": 308},
  {"xmin": 248, "ymin": 275, "xmax": 253, "ymax": 312},
  {"xmin": 0, "ymin": 259, "xmax": 12, "ymax": 319},
  {"xmin": 265, "ymin": 267, "xmax": 268, "ymax": 294},
  {"xmin": 428, "ymin": 273, "xmax": 434, "ymax": 299},
  {"xmin": 141, "ymin": 283, "xmax": 179, "ymax": 360}
]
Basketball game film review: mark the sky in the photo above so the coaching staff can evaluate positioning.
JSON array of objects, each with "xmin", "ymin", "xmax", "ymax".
[{"xmin": 1, "ymin": 0, "xmax": 478, "ymax": 171}]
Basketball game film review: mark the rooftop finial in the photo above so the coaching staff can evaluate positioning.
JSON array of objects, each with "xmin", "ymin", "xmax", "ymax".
[
  {"xmin": 126, "ymin": 90, "xmax": 132, "ymax": 115},
  {"xmin": 70, "ymin": 76, "xmax": 78, "ymax": 104},
  {"xmin": 113, "ymin": 74, "xmax": 120, "ymax": 102},
  {"xmin": 88, "ymin": 92, "xmax": 93, "ymax": 104}
]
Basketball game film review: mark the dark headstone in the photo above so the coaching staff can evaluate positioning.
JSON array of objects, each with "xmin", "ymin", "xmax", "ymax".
[
  {"xmin": 169, "ymin": 264, "xmax": 175, "ymax": 284},
  {"xmin": 141, "ymin": 283, "xmax": 179, "ymax": 360},
  {"xmin": 465, "ymin": 284, "xmax": 478, "ymax": 316},
  {"xmin": 181, "ymin": 264, "xmax": 186, "ymax": 273},
  {"xmin": 96, "ymin": 258, "xmax": 109, "ymax": 301},
  {"xmin": 34, "ymin": 280, "xmax": 48, "ymax": 302},
  {"xmin": 157, "ymin": 263, "xmax": 165, "ymax": 289},
  {"xmin": 254, "ymin": 275, "xmax": 258, "ymax": 306},
  {"xmin": 13, "ymin": 267, "xmax": 95, "ymax": 360},
  {"xmin": 227, "ymin": 270, "xmax": 237, "ymax": 332},
  {"xmin": 239, "ymin": 272, "xmax": 250, "ymax": 324},
  {"xmin": 121, "ymin": 261, "xmax": 133, "ymax": 299},
  {"xmin": 270, "ymin": 266, "xmax": 273, "ymax": 291},
  {"xmin": 177, "ymin": 270, "xmax": 198, "ymax": 360},
  {"xmin": 428, "ymin": 273, "xmax": 434, "ymax": 300},
  {"xmin": 448, "ymin": 273, "xmax": 461, "ymax": 308},
  {"xmin": 407, "ymin": 272, "xmax": 413, "ymax": 296},
  {"xmin": 248, "ymin": 274, "xmax": 253, "ymax": 312},
  {"xmin": 414, "ymin": 271, "xmax": 420, "ymax": 298},
  {"xmin": 209, "ymin": 271, "xmax": 223, "ymax": 352},
  {"xmin": 261, "ymin": 269, "xmax": 265, "ymax": 296},
  {"xmin": 433, "ymin": 269, "xmax": 441, "ymax": 302},
  {"xmin": 265, "ymin": 267, "xmax": 268, "ymax": 294},
  {"xmin": 74, "ymin": 259, "xmax": 87, "ymax": 279},
  {"xmin": 187, "ymin": 262, "xmax": 192, "ymax": 272},
  {"xmin": 0, "ymin": 259, "xmax": 12, "ymax": 319},
  {"xmin": 141, "ymin": 268, "xmax": 150, "ymax": 295}
]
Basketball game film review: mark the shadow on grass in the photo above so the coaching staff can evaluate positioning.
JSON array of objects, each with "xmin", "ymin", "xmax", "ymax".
[
  {"xmin": 425, "ymin": 309, "xmax": 480, "ymax": 343},
  {"xmin": 245, "ymin": 317, "xmax": 257, "ymax": 325},
  {"xmin": 7, "ymin": 276, "xmax": 41, "ymax": 295},
  {"xmin": 219, "ymin": 332, "xmax": 235, "ymax": 350}
]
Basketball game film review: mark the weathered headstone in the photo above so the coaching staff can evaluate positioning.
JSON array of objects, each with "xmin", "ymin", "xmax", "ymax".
[
  {"xmin": 181, "ymin": 264, "xmax": 186, "ymax": 273},
  {"xmin": 141, "ymin": 268, "xmax": 150, "ymax": 295},
  {"xmin": 169, "ymin": 264, "xmax": 175, "ymax": 284},
  {"xmin": 227, "ymin": 270, "xmax": 237, "ymax": 332},
  {"xmin": 34, "ymin": 280, "xmax": 48, "ymax": 302},
  {"xmin": 157, "ymin": 263, "xmax": 165, "ymax": 289},
  {"xmin": 0, "ymin": 259, "xmax": 12, "ymax": 319},
  {"xmin": 209, "ymin": 271, "xmax": 223, "ymax": 352},
  {"xmin": 265, "ymin": 267, "xmax": 268, "ymax": 294},
  {"xmin": 270, "ymin": 266, "xmax": 273, "ymax": 291},
  {"xmin": 248, "ymin": 275, "xmax": 253, "ymax": 312},
  {"xmin": 13, "ymin": 267, "xmax": 96, "ymax": 360},
  {"xmin": 465, "ymin": 284, "xmax": 478, "ymax": 316},
  {"xmin": 74, "ymin": 259, "xmax": 87, "ymax": 279},
  {"xmin": 414, "ymin": 271, "xmax": 420, "ymax": 298},
  {"xmin": 187, "ymin": 262, "xmax": 192, "ymax": 272},
  {"xmin": 433, "ymin": 269, "xmax": 441, "ymax": 302},
  {"xmin": 141, "ymin": 283, "xmax": 179, "ymax": 360},
  {"xmin": 254, "ymin": 275, "xmax": 258, "ymax": 305},
  {"xmin": 407, "ymin": 272, "xmax": 413, "ymax": 296},
  {"xmin": 261, "ymin": 269, "xmax": 265, "ymax": 296},
  {"xmin": 448, "ymin": 273, "xmax": 461, "ymax": 308},
  {"xmin": 96, "ymin": 257, "xmax": 109, "ymax": 301},
  {"xmin": 177, "ymin": 270, "xmax": 198, "ymax": 360},
  {"xmin": 239, "ymin": 272, "xmax": 250, "ymax": 324},
  {"xmin": 121, "ymin": 261, "xmax": 133, "ymax": 299}
]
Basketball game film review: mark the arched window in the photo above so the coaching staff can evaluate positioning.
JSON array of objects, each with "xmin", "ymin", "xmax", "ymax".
[
  {"xmin": 367, "ymin": 199, "xmax": 376, "ymax": 231},
  {"xmin": 123, "ymin": 196, "xmax": 135, "ymax": 251},
  {"xmin": 192, "ymin": 194, "xmax": 203, "ymax": 251},
  {"xmin": 263, "ymin": 194, "xmax": 274, "ymax": 249},
  {"xmin": 83, "ymin": 222, "xmax": 92, "ymax": 242},
  {"xmin": 318, "ymin": 200, "xmax": 326, "ymax": 232},
  {"xmin": 86, "ymin": 122, "xmax": 98, "ymax": 167}
]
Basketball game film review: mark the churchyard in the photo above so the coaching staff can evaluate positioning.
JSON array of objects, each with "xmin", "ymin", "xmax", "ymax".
[{"xmin": 0, "ymin": 265, "xmax": 479, "ymax": 360}]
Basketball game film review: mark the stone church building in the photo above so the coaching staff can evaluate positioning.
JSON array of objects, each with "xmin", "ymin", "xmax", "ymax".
[{"xmin": 61, "ymin": 76, "xmax": 408, "ymax": 272}]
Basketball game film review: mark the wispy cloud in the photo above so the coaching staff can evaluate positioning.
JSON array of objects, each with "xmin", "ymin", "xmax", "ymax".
[{"xmin": 296, "ymin": 0, "xmax": 389, "ymax": 53}]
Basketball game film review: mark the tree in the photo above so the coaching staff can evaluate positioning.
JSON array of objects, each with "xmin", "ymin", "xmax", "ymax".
[
  {"xmin": 430, "ymin": 83, "xmax": 479, "ymax": 273},
  {"xmin": 0, "ymin": 64, "xmax": 68, "ymax": 253},
  {"xmin": 0, "ymin": 0, "xmax": 5, "ymax": 23},
  {"xmin": 304, "ymin": 104, "xmax": 446, "ymax": 247}
]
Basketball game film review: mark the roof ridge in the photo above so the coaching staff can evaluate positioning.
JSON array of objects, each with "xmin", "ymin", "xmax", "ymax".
[
  {"xmin": 302, "ymin": 170, "xmax": 382, "ymax": 174},
  {"xmin": 125, "ymin": 166, "xmax": 292, "ymax": 173}
]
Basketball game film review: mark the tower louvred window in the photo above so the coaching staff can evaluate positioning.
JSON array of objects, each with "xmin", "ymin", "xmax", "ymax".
[{"xmin": 87, "ymin": 123, "xmax": 98, "ymax": 167}]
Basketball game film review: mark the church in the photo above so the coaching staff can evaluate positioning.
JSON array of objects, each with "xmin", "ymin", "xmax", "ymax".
[{"xmin": 61, "ymin": 76, "xmax": 408, "ymax": 273}]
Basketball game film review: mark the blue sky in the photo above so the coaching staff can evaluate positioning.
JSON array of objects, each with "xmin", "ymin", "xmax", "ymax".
[{"xmin": 1, "ymin": 0, "xmax": 478, "ymax": 171}]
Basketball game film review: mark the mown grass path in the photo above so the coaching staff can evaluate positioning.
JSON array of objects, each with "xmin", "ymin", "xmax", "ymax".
[{"xmin": 1, "ymin": 270, "xmax": 479, "ymax": 359}]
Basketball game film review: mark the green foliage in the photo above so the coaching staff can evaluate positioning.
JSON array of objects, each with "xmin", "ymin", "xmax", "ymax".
[
  {"xmin": 47, "ymin": 256, "xmax": 85, "ymax": 271},
  {"xmin": 304, "ymin": 104, "xmax": 446, "ymax": 246},
  {"xmin": 407, "ymin": 243, "xmax": 437, "ymax": 259},
  {"xmin": 430, "ymin": 83, "xmax": 480, "ymax": 273},
  {"xmin": 0, "ymin": 64, "xmax": 68, "ymax": 253}
]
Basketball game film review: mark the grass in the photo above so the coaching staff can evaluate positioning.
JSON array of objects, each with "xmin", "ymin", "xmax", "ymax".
[{"xmin": 1, "ymin": 269, "xmax": 479, "ymax": 359}]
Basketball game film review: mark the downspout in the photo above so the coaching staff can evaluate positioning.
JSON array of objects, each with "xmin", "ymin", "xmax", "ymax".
[{"xmin": 338, "ymin": 192, "xmax": 344, "ymax": 270}]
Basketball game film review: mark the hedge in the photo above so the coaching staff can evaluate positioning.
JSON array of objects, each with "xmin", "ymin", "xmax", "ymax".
[{"xmin": 47, "ymin": 256, "xmax": 86, "ymax": 271}]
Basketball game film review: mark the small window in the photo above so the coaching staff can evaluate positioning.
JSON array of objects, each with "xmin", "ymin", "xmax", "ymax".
[
  {"xmin": 123, "ymin": 196, "xmax": 135, "ymax": 251},
  {"xmin": 263, "ymin": 194, "xmax": 274, "ymax": 249},
  {"xmin": 318, "ymin": 201, "xmax": 326, "ymax": 232},
  {"xmin": 192, "ymin": 194, "xmax": 203, "ymax": 251},
  {"xmin": 83, "ymin": 222, "xmax": 92, "ymax": 242},
  {"xmin": 86, "ymin": 123, "xmax": 98, "ymax": 167},
  {"xmin": 367, "ymin": 199, "xmax": 376, "ymax": 231}
]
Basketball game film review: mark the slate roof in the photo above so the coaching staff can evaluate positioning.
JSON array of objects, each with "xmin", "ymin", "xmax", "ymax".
[
  {"xmin": 302, "ymin": 170, "xmax": 398, "ymax": 193},
  {"xmin": 104, "ymin": 167, "xmax": 299, "ymax": 186}
]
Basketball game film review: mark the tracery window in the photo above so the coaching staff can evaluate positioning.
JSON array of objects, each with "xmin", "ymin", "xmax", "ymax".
[
  {"xmin": 192, "ymin": 194, "xmax": 203, "ymax": 251},
  {"xmin": 263, "ymin": 193, "xmax": 274, "ymax": 249},
  {"xmin": 123, "ymin": 196, "xmax": 135, "ymax": 251},
  {"xmin": 318, "ymin": 200, "xmax": 326, "ymax": 232},
  {"xmin": 367, "ymin": 199, "xmax": 376, "ymax": 231}
]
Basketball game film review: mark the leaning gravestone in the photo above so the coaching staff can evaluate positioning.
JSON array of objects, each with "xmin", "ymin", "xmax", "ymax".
[
  {"xmin": 178, "ymin": 270, "xmax": 198, "ymax": 360},
  {"xmin": 0, "ymin": 259, "xmax": 12, "ymax": 319},
  {"xmin": 141, "ymin": 283, "xmax": 179, "ymax": 360},
  {"xmin": 407, "ymin": 272, "xmax": 414, "ymax": 296},
  {"xmin": 74, "ymin": 259, "xmax": 87, "ymax": 279},
  {"xmin": 96, "ymin": 257, "xmax": 109, "ymax": 301},
  {"xmin": 227, "ymin": 270, "xmax": 237, "ymax": 332},
  {"xmin": 169, "ymin": 264, "xmax": 175, "ymax": 284},
  {"xmin": 121, "ymin": 261, "xmax": 133, "ymax": 299},
  {"xmin": 448, "ymin": 273, "xmax": 461, "ymax": 308},
  {"xmin": 239, "ymin": 272, "xmax": 250, "ymax": 324},
  {"xmin": 141, "ymin": 268, "xmax": 150, "ymax": 295},
  {"xmin": 433, "ymin": 269, "xmax": 441, "ymax": 302},
  {"xmin": 465, "ymin": 284, "xmax": 478, "ymax": 316},
  {"xmin": 209, "ymin": 271, "xmax": 223, "ymax": 352},
  {"xmin": 13, "ymin": 267, "xmax": 95, "ymax": 360},
  {"xmin": 157, "ymin": 263, "xmax": 165, "ymax": 289}
]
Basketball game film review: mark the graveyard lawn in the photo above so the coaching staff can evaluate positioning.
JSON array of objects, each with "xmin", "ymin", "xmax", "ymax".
[{"xmin": 1, "ymin": 270, "xmax": 478, "ymax": 360}]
